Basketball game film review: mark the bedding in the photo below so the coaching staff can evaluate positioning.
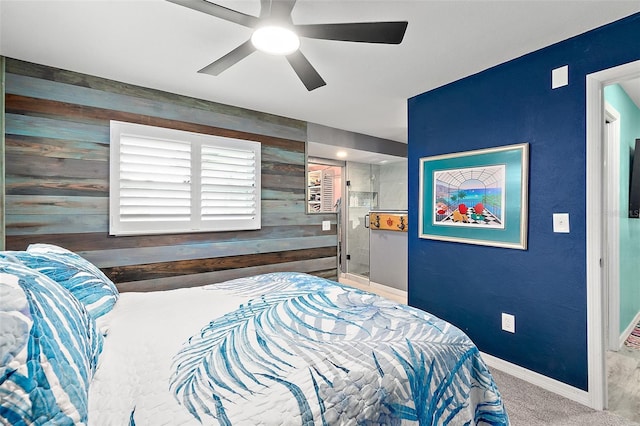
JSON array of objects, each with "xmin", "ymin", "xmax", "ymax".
[
  {"xmin": 1, "ymin": 245, "xmax": 508, "ymax": 426},
  {"xmin": 0, "ymin": 244, "xmax": 119, "ymax": 320},
  {"xmin": 0, "ymin": 260, "xmax": 103, "ymax": 425},
  {"xmin": 88, "ymin": 272, "xmax": 509, "ymax": 425}
]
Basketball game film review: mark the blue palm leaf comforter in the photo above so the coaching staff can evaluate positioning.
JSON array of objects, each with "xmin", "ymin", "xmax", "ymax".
[{"xmin": 88, "ymin": 273, "xmax": 508, "ymax": 425}]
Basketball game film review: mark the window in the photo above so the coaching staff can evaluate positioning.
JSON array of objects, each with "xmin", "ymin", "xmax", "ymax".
[{"xmin": 109, "ymin": 121, "xmax": 260, "ymax": 236}]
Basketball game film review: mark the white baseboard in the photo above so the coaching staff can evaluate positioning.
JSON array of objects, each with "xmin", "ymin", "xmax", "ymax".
[
  {"xmin": 369, "ymin": 280, "xmax": 408, "ymax": 297},
  {"xmin": 340, "ymin": 272, "xmax": 369, "ymax": 286},
  {"xmin": 481, "ymin": 352, "xmax": 592, "ymax": 408},
  {"xmin": 619, "ymin": 310, "xmax": 640, "ymax": 349},
  {"xmin": 339, "ymin": 274, "xmax": 408, "ymax": 299}
]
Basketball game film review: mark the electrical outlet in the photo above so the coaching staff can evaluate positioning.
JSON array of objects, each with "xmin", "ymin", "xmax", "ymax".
[
  {"xmin": 322, "ymin": 220, "xmax": 331, "ymax": 231},
  {"xmin": 501, "ymin": 313, "xmax": 516, "ymax": 333}
]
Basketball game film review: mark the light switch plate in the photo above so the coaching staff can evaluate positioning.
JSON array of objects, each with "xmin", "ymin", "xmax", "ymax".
[
  {"xmin": 322, "ymin": 220, "xmax": 331, "ymax": 231},
  {"xmin": 553, "ymin": 213, "xmax": 570, "ymax": 233}
]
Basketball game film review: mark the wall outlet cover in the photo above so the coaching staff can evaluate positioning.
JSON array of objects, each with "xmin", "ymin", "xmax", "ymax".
[{"xmin": 502, "ymin": 313, "xmax": 516, "ymax": 333}]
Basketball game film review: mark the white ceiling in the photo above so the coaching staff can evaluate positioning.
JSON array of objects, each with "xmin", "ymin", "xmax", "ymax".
[{"xmin": 1, "ymin": 0, "xmax": 639, "ymax": 151}]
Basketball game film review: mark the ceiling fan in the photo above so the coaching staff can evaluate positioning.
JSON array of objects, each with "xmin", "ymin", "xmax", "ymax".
[{"xmin": 167, "ymin": 0, "xmax": 408, "ymax": 91}]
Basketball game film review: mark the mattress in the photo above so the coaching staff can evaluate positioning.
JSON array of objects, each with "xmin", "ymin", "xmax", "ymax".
[{"xmin": 88, "ymin": 272, "xmax": 508, "ymax": 425}]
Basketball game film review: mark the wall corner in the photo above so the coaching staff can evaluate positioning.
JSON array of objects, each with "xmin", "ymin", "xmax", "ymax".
[{"xmin": 1, "ymin": 56, "xmax": 5, "ymax": 250}]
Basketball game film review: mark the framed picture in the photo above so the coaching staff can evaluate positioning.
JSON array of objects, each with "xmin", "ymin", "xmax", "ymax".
[{"xmin": 419, "ymin": 143, "xmax": 529, "ymax": 250}]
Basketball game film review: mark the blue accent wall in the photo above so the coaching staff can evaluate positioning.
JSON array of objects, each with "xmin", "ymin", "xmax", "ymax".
[{"xmin": 407, "ymin": 13, "xmax": 640, "ymax": 390}]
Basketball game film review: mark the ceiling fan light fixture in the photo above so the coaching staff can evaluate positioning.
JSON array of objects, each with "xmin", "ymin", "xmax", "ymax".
[{"xmin": 251, "ymin": 25, "xmax": 300, "ymax": 55}]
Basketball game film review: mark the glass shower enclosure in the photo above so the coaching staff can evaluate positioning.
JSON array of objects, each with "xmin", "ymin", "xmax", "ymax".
[{"xmin": 344, "ymin": 162, "xmax": 379, "ymax": 279}]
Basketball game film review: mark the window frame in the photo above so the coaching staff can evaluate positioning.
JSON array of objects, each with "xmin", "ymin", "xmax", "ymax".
[{"xmin": 109, "ymin": 121, "xmax": 261, "ymax": 236}]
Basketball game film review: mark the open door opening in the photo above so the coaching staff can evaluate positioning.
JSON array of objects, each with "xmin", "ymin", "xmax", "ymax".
[{"xmin": 586, "ymin": 60, "xmax": 640, "ymax": 415}]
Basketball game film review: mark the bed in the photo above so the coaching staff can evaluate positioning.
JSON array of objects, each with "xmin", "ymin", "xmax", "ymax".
[{"xmin": 0, "ymin": 244, "xmax": 509, "ymax": 425}]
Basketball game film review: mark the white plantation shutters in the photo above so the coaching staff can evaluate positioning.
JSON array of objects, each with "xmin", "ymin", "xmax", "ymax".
[
  {"xmin": 200, "ymin": 145, "xmax": 257, "ymax": 222},
  {"xmin": 118, "ymin": 136, "xmax": 192, "ymax": 224},
  {"xmin": 110, "ymin": 121, "xmax": 260, "ymax": 236}
]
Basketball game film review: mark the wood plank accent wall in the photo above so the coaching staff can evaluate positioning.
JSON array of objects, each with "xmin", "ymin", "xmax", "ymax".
[
  {"xmin": 1, "ymin": 57, "xmax": 5, "ymax": 250},
  {"xmin": 3, "ymin": 58, "xmax": 338, "ymax": 291}
]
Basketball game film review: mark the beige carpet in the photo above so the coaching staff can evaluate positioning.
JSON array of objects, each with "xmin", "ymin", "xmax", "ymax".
[{"xmin": 491, "ymin": 368, "xmax": 639, "ymax": 425}]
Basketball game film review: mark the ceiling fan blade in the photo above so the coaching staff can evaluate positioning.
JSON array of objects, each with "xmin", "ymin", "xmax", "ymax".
[
  {"xmin": 286, "ymin": 50, "xmax": 326, "ymax": 91},
  {"xmin": 198, "ymin": 40, "xmax": 256, "ymax": 76},
  {"xmin": 258, "ymin": 0, "xmax": 296, "ymax": 20},
  {"xmin": 166, "ymin": 0, "xmax": 259, "ymax": 28},
  {"xmin": 270, "ymin": 0, "xmax": 297, "ymax": 20},
  {"xmin": 295, "ymin": 21, "xmax": 408, "ymax": 44},
  {"xmin": 259, "ymin": 0, "xmax": 271, "ymax": 18}
]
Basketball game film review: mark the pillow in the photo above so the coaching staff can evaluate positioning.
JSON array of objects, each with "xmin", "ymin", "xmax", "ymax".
[
  {"xmin": 0, "ymin": 260, "xmax": 103, "ymax": 424},
  {"xmin": 5, "ymin": 244, "xmax": 120, "ymax": 320}
]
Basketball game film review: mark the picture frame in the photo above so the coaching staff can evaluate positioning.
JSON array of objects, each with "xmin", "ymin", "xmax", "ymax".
[{"xmin": 419, "ymin": 143, "xmax": 529, "ymax": 250}]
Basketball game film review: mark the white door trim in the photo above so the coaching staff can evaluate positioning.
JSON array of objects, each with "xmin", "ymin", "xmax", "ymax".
[
  {"xmin": 586, "ymin": 60, "xmax": 640, "ymax": 410},
  {"xmin": 604, "ymin": 102, "xmax": 621, "ymax": 352}
]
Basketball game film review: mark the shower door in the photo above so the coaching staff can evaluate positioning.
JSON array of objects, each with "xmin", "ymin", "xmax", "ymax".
[{"xmin": 345, "ymin": 162, "xmax": 379, "ymax": 279}]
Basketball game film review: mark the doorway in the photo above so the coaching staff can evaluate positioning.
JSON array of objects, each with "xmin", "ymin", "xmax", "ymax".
[
  {"xmin": 306, "ymin": 141, "xmax": 408, "ymax": 284},
  {"xmin": 586, "ymin": 60, "xmax": 640, "ymax": 413},
  {"xmin": 306, "ymin": 158, "xmax": 343, "ymax": 214},
  {"xmin": 341, "ymin": 158, "xmax": 408, "ymax": 285},
  {"xmin": 603, "ymin": 80, "xmax": 640, "ymax": 421}
]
